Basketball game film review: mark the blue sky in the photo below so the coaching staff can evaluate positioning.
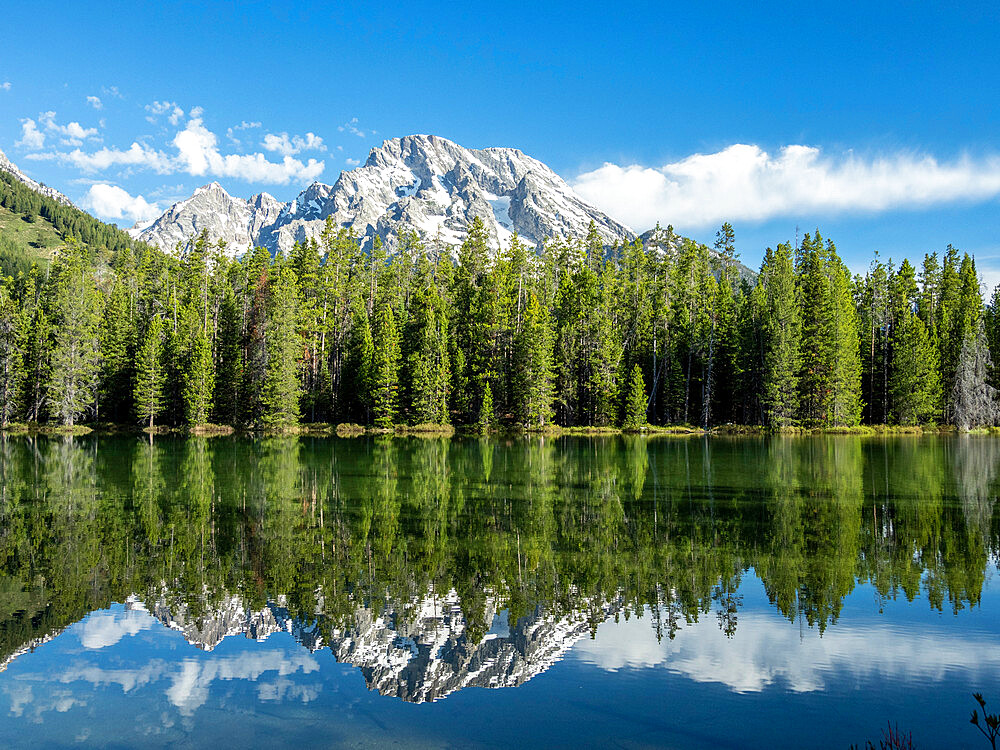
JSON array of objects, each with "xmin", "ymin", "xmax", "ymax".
[{"xmin": 2, "ymin": 0, "xmax": 1000, "ymax": 282}]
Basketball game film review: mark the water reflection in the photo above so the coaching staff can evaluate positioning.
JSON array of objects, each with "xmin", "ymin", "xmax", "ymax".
[{"xmin": 0, "ymin": 434, "xmax": 998, "ymax": 711}]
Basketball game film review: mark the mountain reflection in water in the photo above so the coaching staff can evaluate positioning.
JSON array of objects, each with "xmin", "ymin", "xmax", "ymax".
[{"xmin": 0, "ymin": 433, "xmax": 998, "ymax": 745}]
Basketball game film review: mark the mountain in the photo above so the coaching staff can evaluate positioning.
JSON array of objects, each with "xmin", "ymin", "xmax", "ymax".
[
  {"xmin": 132, "ymin": 134, "xmax": 635, "ymax": 255},
  {"xmin": 142, "ymin": 587, "xmax": 618, "ymax": 703},
  {"xmin": 129, "ymin": 182, "xmax": 283, "ymax": 253},
  {"xmin": 0, "ymin": 147, "xmax": 73, "ymax": 207}
]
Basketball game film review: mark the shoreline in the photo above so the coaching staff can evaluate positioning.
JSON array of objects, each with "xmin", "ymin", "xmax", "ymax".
[{"xmin": 0, "ymin": 422, "xmax": 993, "ymax": 438}]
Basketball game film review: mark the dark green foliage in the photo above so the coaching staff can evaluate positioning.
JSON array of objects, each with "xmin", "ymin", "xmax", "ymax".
[
  {"xmin": 134, "ymin": 316, "xmax": 166, "ymax": 428},
  {"xmin": 622, "ymin": 364, "xmax": 647, "ymax": 430},
  {"xmin": 370, "ymin": 298, "xmax": 401, "ymax": 428},
  {"xmin": 0, "ymin": 182, "xmax": 995, "ymax": 430}
]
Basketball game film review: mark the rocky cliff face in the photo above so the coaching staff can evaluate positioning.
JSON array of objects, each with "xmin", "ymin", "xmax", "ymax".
[
  {"xmin": 129, "ymin": 182, "xmax": 283, "ymax": 253},
  {"xmin": 140, "ymin": 587, "xmax": 616, "ymax": 702},
  {"xmin": 0, "ymin": 147, "xmax": 73, "ymax": 207},
  {"xmin": 133, "ymin": 135, "xmax": 635, "ymax": 255}
]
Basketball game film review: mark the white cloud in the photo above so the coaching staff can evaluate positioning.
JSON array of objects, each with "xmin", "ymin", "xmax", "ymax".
[
  {"xmin": 101, "ymin": 85, "xmax": 122, "ymax": 99},
  {"xmin": 16, "ymin": 118, "xmax": 45, "ymax": 149},
  {"xmin": 0, "ymin": 81, "xmax": 10, "ymax": 91},
  {"xmin": 345, "ymin": 157, "xmax": 360, "ymax": 167},
  {"xmin": 77, "ymin": 607, "xmax": 154, "ymax": 648},
  {"xmin": 572, "ymin": 144, "xmax": 1000, "ymax": 232},
  {"xmin": 574, "ymin": 605, "xmax": 1000, "ymax": 694},
  {"xmin": 338, "ymin": 117, "xmax": 371, "ymax": 138},
  {"xmin": 28, "ymin": 141, "xmax": 174, "ymax": 174},
  {"xmin": 86, "ymin": 95, "xmax": 102, "ymax": 110},
  {"xmin": 145, "ymin": 100, "xmax": 185, "ymax": 126},
  {"xmin": 261, "ymin": 131, "xmax": 326, "ymax": 157},
  {"xmin": 38, "ymin": 111, "xmax": 100, "ymax": 146},
  {"xmin": 80, "ymin": 183, "xmax": 162, "ymax": 224},
  {"xmin": 226, "ymin": 120, "xmax": 262, "ymax": 145},
  {"xmin": 173, "ymin": 116, "xmax": 324, "ymax": 184},
  {"xmin": 24, "ymin": 108, "xmax": 324, "ymax": 186}
]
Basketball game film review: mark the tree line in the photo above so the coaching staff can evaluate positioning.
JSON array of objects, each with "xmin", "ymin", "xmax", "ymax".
[{"xmin": 0, "ymin": 213, "xmax": 998, "ymax": 430}]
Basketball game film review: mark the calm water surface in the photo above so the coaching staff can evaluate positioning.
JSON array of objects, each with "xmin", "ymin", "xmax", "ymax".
[{"xmin": 0, "ymin": 434, "xmax": 997, "ymax": 748}]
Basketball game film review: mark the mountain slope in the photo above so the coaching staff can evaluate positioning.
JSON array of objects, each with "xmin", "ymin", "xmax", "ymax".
[
  {"xmin": 0, "ymin": 147, "xmax": 73, "ymax": 207},
  {"xmin": 130, "ymin": 182, "xmax": 283, "ymax": 253},
  {"xmin": 134, "ymin": 134, "xmax": 636, "ymax": 255}
]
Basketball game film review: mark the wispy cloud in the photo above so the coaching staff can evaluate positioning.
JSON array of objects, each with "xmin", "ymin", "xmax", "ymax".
[
  {"xmin": 0, "ymin": 82, "xmax": 11, "ymax": 92},
  {"xmin": 145, "ymin": 100, "xmax": 184, "ymax": 126},
  {"xmin": 338, "ymin": 117, "xmax": 373, "ymax": 138},
  {"xmin": 36, "ymin": 111, "xmax": 101, "ymax": 146},
  {"xmin": 572, "ymin": 144, "xmax": 1000, "ymax": 231},
  {"xmin": 100, "ymin": 85, "xmax": 122, "ymax": 99},
  {"xmin": 80, "ymin": 183, "xmax": 161, "ymax": 224},
  {"xmin": 28, "ymin": 141, "xmax": 173, "ymax": 173},
  {"xmin": 86, "ymin": 95, "xmax": 102, "ymax": 110},
  {"xmin": 261, "ymin": 131, "xmax": 326, "ymax": 157},
  {"xmin": 345, "ymin": 157, "xmax": 360, "ymax": 167}
]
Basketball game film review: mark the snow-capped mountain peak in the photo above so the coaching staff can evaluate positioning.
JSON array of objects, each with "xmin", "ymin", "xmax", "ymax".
[{"xmin": 135, "ymin": 134, "xmax": 635, "ymax": 256}]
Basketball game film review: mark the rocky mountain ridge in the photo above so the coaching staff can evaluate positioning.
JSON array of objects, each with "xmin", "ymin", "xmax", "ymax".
[
  {"xmin": 0, "ymin": 147, "xmax": 73, "ymax": 206},
  {"xmin": 131, "ymin": 134, "xmax": 635, "ymax": 255},
  {"xmin": 140, "ymin": 587, "xmax": 617, "ymax": 703}
]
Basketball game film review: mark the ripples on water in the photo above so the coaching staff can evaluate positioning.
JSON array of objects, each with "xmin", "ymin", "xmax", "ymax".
[{"xmin": 0, "ymin": 434, "xmax": 998, "ymax": 748}]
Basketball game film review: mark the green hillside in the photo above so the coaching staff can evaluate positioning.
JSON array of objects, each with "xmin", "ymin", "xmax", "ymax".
[{"xmin": 0, "ymin": 170, "xmax": 155, "ymax": 279}]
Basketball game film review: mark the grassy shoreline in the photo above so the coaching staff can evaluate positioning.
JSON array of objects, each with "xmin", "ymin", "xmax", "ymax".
[{"xmin": 2, "ymin": 421, "xmax": 994, "ymax": 438}]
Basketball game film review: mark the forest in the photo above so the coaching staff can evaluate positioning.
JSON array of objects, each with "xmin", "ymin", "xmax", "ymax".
[{"xmin": 0, "ymin": 174, "xmax": 999, "ymax": 431}]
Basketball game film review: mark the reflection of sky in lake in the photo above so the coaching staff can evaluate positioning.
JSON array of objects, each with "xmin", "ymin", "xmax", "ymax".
[{"xmin": 2, "ymin": 571, "xmax": 998, "ymax": 749}]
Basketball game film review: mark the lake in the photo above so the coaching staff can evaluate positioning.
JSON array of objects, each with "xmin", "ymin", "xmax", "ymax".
[{"xmin": 0, "ymin": 434, "xmax": 997, "ymax": 748}]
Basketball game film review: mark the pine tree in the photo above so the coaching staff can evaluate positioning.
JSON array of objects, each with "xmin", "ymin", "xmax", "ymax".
[
  {"xmin": 515, "ymin": 292, "xmax": 555, "ymax": 428},
  {"xmin": 889, "ymin": 307, "xmax": 941, "ymax": 425},
  {"xmin": 403, "ymin": 271, "xmax": 450, "ymax": 424},
  {"xmin": 623, "ymin": 364, "xmax": 648, "ymax": 430},
  {"xmin": 950, "ymin": 323, "xmax": 1000, "ymax": 429},
  {"xmin": 134, "ymin": 316, "xmax": 166, "ymax": 429},
  {"xmin": 46, "ymin": 243, "xmax": 101, "ymax": 426},
  {"xmin": 261, "ymin": 266, "xmax": 302, "ymax": 427},
  {"xmin": 213, "ymin": 285, "xmax": 242, "ymax": 425},
  {"xmin": 98, "ymin": 280, "xmax": 133, "ymax": 422},
  {"xmin": 478, "ymin": 381, "xmax": 495, "ymax": 434},
  {"xmin": 370, "ymin": 298, "xmax": 401, "ymax": 428},
  {"xmin": 344, "ymin": 295, "xmax": 374, "ymax": 422},
  {"xmin": 761, "ymin": 244, "xmax": 800, "ymax": 426},
  {"xmin": 0, "ymin": 280, "xmax": 22, "ymax": 428},
  {"xmin": 182, "ymin": 325, "xmax": 214, "ymax": 425}
]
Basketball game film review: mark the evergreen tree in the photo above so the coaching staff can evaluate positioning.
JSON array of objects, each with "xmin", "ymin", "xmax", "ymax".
[
  {"xmin": 950, "ymin": 323, "xmax": 999, "ymax": 429},
  {"xmin": 403, "ymin": 270, "xmax": 450, "ymax": 424},
  {"xmin": 182, "ymin": 325, "xmax": 214, "ymax": 425},
  {"xmin": 515, "ymin": 292, "xmax": 555, "ymax": 428},
  {"xmin": 46, "ymin": 244, "xmax": 101, "ymax": 426},
  {"xmin": 889, "ymin": 307, "xmax": 940, "ymax": 425},
  {"xmin": 0, "ymin": 281, "xmax": 22, "ymax": 427},
  {"xmin": 134, "ymin": 316, "xmax": 166, "ymax": 429},
  {"xmin": 478, "ymin": 381, "xmax": 495, "ymax": 433},
  {"xmin": 760, "ymin": 244, "xmax": 800, "ymax": 426},
  {"xmin": 623, "ymin": 364, "xmax": 648, "ymax": 430},
  {"xmin": 344, "ymin": 295, "xmax": 374, "ymax": 422},
  {"xmin": 261, "ymin": 266, "xmax": 302, "ymax": 427},
  {"xmin": 98, "ymin": 280, "xmax": 133, "ymax": 422},
  {"xmin": 370, "ymin": 298, "xmax": 401, "ymax": 428},
  {"xmin": 213, "ymin": 285, "xmax": 242, "ymax": 425}
]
